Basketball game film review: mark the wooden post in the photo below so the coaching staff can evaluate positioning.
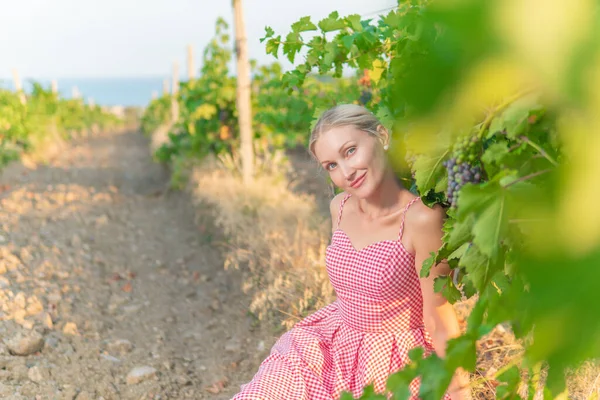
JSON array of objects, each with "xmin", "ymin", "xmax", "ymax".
[
  {"xmin": 187, "ymin": 44, "xmax": 195, "ymax": 80},
  {"xmin": 72, "ymin": 86, "xmax": 80, "ymax": 99},
  {"xmin": 163, "ymin": 79, "xmax": 169, "ymax": 96},
  {"xmin": 51, "ymin": 80, "xmax": 58, "ymax": 94},
  {"xmin": 171, "ymin": 62, "xmax": 180, "ymax": 122},
  {"xmin": 12, "ymin": 69, "xmax": 27, "ymax": 105},
  {"xmin": 233, "ymin": 0, "xmax": 255, "ymax": 185}
]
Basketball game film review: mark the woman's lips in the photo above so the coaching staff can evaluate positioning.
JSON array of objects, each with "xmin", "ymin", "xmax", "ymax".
[{"xmin": 350, "ymin": 173, "xmax": 366, "ymax": 189}]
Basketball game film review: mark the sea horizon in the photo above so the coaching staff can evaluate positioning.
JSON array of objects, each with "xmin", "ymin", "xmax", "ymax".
[{"xmin": 0, "ymin": 76, "xmax": 173, "ymax": 108}]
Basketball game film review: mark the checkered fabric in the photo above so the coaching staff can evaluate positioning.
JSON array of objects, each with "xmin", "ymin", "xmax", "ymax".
[{"xmin": 232, "ymin": 194, "xmax": 452, "ymax": 400}]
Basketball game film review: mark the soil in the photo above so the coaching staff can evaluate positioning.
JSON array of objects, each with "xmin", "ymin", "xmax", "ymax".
[{"xmin": 0, "ymin": 130, "xmax": 274, "ymax": 400}]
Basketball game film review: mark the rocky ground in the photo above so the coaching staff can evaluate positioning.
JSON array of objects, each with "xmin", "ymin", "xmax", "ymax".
[{"xmin": 0, "ymin": 130, "xmax": 274, "ymax": 399}]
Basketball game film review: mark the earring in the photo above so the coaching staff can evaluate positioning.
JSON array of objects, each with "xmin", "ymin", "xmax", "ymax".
[{"xmin": 383, "ymin": 144, "xmax": 389, "ymax": 151}]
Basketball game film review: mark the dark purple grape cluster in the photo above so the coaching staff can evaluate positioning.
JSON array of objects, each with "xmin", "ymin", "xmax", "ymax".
[
  {"xmin": 359, "ymin": 90, "xmax": 372, "ymax": 105},
  {"xmin": 443, "ymin": 136, "xmax": 483, "ymax": 208}
]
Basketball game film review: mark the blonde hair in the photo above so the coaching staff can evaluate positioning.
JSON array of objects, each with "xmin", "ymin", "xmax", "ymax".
[{"xmin": 309, "ymin": 104, "xmax": 385, "ymax": 159}]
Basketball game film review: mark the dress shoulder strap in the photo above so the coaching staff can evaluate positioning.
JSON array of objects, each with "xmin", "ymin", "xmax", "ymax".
[
  {"xmin": 336, "ymin": 193, "xmax": 352, "ymax": 229},
  {"xmin": 398, "ymin": 196, "xmax": 421, "ymax": 241}
]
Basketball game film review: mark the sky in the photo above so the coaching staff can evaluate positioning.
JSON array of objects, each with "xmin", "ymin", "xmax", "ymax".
[{"xmin": 0, "ymin": 0, "xmax": 397, "ymax": 80}]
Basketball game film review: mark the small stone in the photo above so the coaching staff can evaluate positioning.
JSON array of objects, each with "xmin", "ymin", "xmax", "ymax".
[
  {"xmin": 0, "ymin": 342, "xmax": 8, "ymax": 356},
  {"xmin": 75, "ymin": 391, "xmax": 92, "ymax": 400},
  {"xmin": 126, "ymin": 366, "xmax": 157, "ymax": 385},
  {"xmin": 41, "ymin": 313, "xmax": 53, "ymax": 329},
  {"xmin": 70, "ymin": 234, "xmax": 82, "ymax": 247},
  {"xmin": 28, "ymin": 365, "xmax": 49, "ymax": 383},
  {"xmin": 59, "ymin": 384, "xmax": 78, "ymax": 400},
  {"xmin": 176, "ymin": 375, "xmax": 191, "ymax": 385},
  {"xmin": 62, "ymin": 322, "xmax": 79, "ymax": 336},
  {"xmin": 107, "ymin": 339, "xmax": 133, "ymax": 355},
  {"xmin": 44, "ymin": 335, "xmax": 60, "ymax": 350},
  {"xmin": 26, "ymin": 296, "xmax": 44, "ymax": 315},
  {"xmin": 100, "ymin": 354, "xmax": 121, "ymax": 363},
  {"xmin": 95, "ymin": 215, "xmax": 109, "ymax": 226},
  {"xmin": 0, "ymin": 382, "xmax": 12, "ymax": 396},
  {"xmin": 225, "ymin": 340, "xmax": 241, "ymax": 353},
  {"xmin": 14, "ymin": 292, "xmax": 26, "ymax": 309},
  {"xmin": 5, "ymin": 331, "xmax": 44, "ymax": 356}
]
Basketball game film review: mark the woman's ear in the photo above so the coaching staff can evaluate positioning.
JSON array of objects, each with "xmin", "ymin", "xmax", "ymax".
[{"xmin": 377, "ymin": 124, "xmax": 390, "ymax": 148}]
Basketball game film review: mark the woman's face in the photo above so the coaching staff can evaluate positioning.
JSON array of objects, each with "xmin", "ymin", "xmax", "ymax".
[{"xmin": 313, "ymin": 125, "xmax": 387, "ymax": 197}]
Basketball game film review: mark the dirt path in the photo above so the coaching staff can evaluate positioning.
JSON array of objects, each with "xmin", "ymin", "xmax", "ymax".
[{"xmin": 0, "ymin": 130, "xmax": 272, "ymax": 399}]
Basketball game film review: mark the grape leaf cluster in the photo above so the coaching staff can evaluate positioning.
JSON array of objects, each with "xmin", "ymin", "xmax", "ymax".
[{"xmin": 443, "ymin": 136, "xmax": 483, "ymax": 208}]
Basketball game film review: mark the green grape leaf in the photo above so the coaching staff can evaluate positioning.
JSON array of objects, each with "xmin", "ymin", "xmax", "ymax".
[
  {"xmin": 434, "ymin": 275, "xmax": 462, "ymax": 304},
  {"xmin": 265, "ymin": 36, "xmax": 281, "ymax": 58},
  {"xmin": 283, "ymin": 32, "xmax": 303, "ymax": 63},
  {"xmin": 291, "ymin": 16, "xmax": 318, "ymax": 33},
  {"xmin": 323, "ymin": 42, "xmax": 338, "ymax": 66},
  {"xmin": 375, "ymin": 105, "xmax": 395, "ymax": 131},
  {"xmin": 416, "ymin": 354, "xmax": 453, "ymax": 400},
  {"xmin": 448, "ymin": 242, "xmax": 470, "ymax": 260},
  {"xmin": 420, "ymin": 251, "xmax": 436, "ymax": 278},
  {"xmin": 445, "ymin": 334, "xmax": 477, "ymax": 371},
  {"xmin": 433, "ymin": 275, "xmax": 446, "ymax": 293},
  {"xmin": 488, "ymin": 94, "xmax": 543, "ymax": 139},
  {"xmin": 496, "ymin": 366, "xmax": 521, "ymax": 399},
  {"xmin": 261, "ymin": 26, "xmax": 275, "ymax": 42},
  {"xmin": 459, "ymin": 244, "xmax": 490, "ymax": 292},
  {"xmin": 386, "ymin": 367, "xmax": 416, "ymax": 400},
  {"xmin": 457, "ymin": 182, "xmax": 507, "ymax": 260},
  {"xmin": 481, "ymin": 142, "xmax": 510, "ymax": 166},
  {"xmin": 345, "ymin": 14, "xmax": 363, "ymax": 32},
  {"xmin": 413, "ymin": 148, "xmax": 450, "ymax": 194},
  {"xmin": 318, "ymin": 11, "xmax": 346, "ymax": 32},
  {"xmin": 342, "ymin": 34, "xmax": 356, "ymax": 50},
  {"xmin": 445, "ymin": 216, "xmax": 474, "ymax": 249}
]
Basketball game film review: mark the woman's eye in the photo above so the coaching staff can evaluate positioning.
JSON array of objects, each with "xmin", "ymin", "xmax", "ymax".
[
  {"xmin": 347, "ymin": 147, "xmax": 356, "ymax": 156},
  {"xmin": 326, "ymin": 162, "xmax": 337, "ymax": 171}
]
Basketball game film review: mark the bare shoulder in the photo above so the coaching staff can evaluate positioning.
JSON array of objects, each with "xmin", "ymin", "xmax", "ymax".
[
  {"xmin": 329, "ymin": 192, "xmax": 348, "ymax": 231},
  {"xmin": 406, "ymin": 199, "xmax": 447, "ymax": 235}
]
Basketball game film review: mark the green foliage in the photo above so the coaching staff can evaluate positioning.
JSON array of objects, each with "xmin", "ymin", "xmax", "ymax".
[
  {"xmin": 144, "ymin": 19, "xmax": 363, "ymax": 169},
  {"xmin": 0, "ymin": 83, "xmax": 121, "ymax": 170},
  {"xmin": 268, "ymin": 0, "xmax": 600, "ymax": 398},
  {"xmin": 140, "ymin": 95, "xmax": 171, "ymax": 135}
]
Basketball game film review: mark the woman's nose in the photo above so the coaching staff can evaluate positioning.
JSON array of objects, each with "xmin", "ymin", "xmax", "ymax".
[{"xmin": 339, "ymin": 163, "xmax": 356, "ymax": 181}]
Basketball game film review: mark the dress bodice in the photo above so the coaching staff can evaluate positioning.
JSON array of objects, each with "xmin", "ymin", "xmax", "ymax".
[{"xmin": 325, "ymin": 195, "xmax": 425, "ymax": 334}]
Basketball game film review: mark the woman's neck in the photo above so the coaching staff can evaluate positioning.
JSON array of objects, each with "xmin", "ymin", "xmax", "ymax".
[{"xmin": 356, "ymin": 169, "xmax": 409, "ymax": 220}]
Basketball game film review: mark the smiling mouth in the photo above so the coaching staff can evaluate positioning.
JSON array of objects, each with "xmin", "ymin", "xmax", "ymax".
[{"xmin": 350, "ymin": 173, "xmax": 366, "ymax": 189}]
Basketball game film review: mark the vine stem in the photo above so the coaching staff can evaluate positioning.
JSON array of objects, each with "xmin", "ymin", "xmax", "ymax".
[
  {"xmin": 469, "ymin": 355, "xmax": 523, "ymax": 388},
  {"xmin": 519, "ymin": 136, "xmax": 559, "ymax": 167},
  {"xmin": 480, "ymin": 343, "xmax": 524, "ymax": 354},
  {"xmin": 503, "ymin": 169, "xmax": 553, "ymax": 188},
  {"xmin": 477, "ymin": 89, "xmax": 536, "ymax": 138}
]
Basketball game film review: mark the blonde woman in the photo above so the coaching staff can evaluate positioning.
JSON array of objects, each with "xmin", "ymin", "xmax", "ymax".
[{"xmin": 232, "ymin": 104, "xmax": 471, "ymax": 400}]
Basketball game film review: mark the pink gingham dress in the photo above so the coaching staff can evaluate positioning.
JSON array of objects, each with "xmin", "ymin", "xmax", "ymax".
[{"xmin": 232, "ymin": 194, "xmax": 451, "ymax": 400}]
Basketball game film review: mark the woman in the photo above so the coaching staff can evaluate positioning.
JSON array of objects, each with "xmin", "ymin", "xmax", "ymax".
[{"xmin": 232, "ymin": 104, "xmax": 471, "ymax": 400}]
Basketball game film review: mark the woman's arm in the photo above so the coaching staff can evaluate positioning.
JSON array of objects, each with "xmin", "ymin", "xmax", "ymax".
[{"xmin": 410, "ymin": 204, "xmax": 472, "ymax": 400}]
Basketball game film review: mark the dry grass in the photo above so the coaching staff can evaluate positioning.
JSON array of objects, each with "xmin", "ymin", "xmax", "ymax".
[
  {"xmin": 182, "ymin": 143, "xmax": 598, "ymax": 398},
  {"xmin": 189, "ymin": 146, "xmax": 335, "ymax": 330}
]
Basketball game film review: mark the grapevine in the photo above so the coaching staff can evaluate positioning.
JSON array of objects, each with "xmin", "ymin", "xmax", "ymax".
[
  {"xmin": 0, "ymin": 83, "xmax": 121, "ymax": 171},
  {"xmin": 443, "ymin": 136, "xmax": 483, "ymax": 208},
  {"xmin": 262, "ymin": 1, "xmax": 600, "ymax": 399}
]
